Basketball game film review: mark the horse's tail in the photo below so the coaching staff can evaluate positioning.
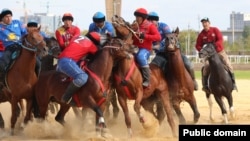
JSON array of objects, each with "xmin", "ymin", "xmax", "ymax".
[{"xmin": 32, "ymin": 93, "xmax": 40, "ymax": 118}]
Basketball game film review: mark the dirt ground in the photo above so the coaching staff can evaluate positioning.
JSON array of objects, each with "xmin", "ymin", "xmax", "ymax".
[{"xmin": 0, "ymin": 79, "xmax": 249, "ymax": 141}]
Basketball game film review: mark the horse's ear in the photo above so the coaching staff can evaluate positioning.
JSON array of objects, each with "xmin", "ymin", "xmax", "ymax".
[
  {"xmin": 175, "ymin": 27, "xmax": 179, "ymax": 34},
  {"xmin": 37, "ymin": 25, "xmax": 41, "ymax": 31}
]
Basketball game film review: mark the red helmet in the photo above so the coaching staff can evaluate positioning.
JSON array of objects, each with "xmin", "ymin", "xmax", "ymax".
[
  {"xmin": 62, "ymin": 13, "xmax": 73, "ymax": 21},
  {"xmin": 134, "ymin": 8, "xmax": 148, "ymax": 19},
  {"xmin": 86, "ymin": 32, "xmax": 101, "ymax": 45}
]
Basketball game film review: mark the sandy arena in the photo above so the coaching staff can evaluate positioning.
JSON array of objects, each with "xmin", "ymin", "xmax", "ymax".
[{"xmin": 0, "ymin": 79, "xmax": 249, "ymax": 141}]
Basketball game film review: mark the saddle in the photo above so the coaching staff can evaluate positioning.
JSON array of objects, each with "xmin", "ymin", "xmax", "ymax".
[{"xmin": 0, "ymin": 46, "xmax": 22, "ymax": 87}]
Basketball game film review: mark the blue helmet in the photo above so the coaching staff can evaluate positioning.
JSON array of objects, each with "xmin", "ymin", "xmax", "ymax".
[
  {"xmin": 148, "ymin": 11, "xmax": 159, "ymax": 21},
  {"xmin": 93, "ymin": 12, "xmax": 105, "ymax": 23}
]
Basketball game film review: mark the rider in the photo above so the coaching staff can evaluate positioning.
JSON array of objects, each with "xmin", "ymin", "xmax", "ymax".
[
  {"xmin": 58, "ymin": 32, "xmax": 106, "ymax": 105},
  {"xmin": 148, "ymin": 11, "xmax": 198, "ymax": 90},
  {"xmin": 88, "ymin": 11, "xmax": 115, "ymax": 37},
  {"xmin": 0, "ymin": 8, "xmax": 27, "ymax": 84},
  {"xmin": 132, "ymin": 8, "xmax": 161, "ymax": 88},
  {"xmin": 195, "ymin": 17, "xmax": 237, "ymax": 92},
  {"xmin": 55, "ymin": 13, "xmax": 81, "ymax": 51}
]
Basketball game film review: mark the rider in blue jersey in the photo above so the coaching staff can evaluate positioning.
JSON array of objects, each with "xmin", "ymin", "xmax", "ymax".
[
  {"xmin": 88, "ymin": 12, "xmax": 115, "ymax": 37},
  {"xmin": 148, "ymin": 11, "xmax": 198, "ymax": 90},
  {"xmin": 0, "ymin": 9, "xmax": 41, "ymax": 86}
]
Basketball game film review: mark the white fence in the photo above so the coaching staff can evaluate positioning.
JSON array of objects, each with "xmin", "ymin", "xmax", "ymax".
[{"xmin": 149, "ymin": 55, "xmax": 250, "ymax": 64}]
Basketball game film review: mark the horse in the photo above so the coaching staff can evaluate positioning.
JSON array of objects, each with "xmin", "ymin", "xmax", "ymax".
[
  {"xmin": 111, "ymin": 15, "xmax": 177, "ymax": 137},
  {"xmin": 164, "ymin": 27, "xmax": 200, "ymax": 124},
  {"xmin": 33, "ymin": 35, "xmax": 128, "ymax": 136},
  {"xmin": 199, "ymin": 43, "xmax": 235, "ymax": 123},
  {"xmin": 1, "ymin": 26, "xmax": 48, "ymax": 135}
]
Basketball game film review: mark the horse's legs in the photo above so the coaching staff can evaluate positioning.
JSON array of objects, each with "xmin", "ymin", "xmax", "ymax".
[
  {"xmin": 213, "ymin": 96, "xmax": 228, "ymax": 123},
  {"xmin": 226, "ymin": 93, "xmax": 235, "ymax": 119},
  {"xmin": 72, "ymin": 107, "xmax": 82, "ymax": 119},
  {"xmin": 0, "ymin": 112, "xmax": 4, "ymax": 129},
  {"xmin": 172, "ymin": 100, "xmax": 186, "ymax": 124},
  {"xmin": 134, "ymin": 90, "xmax": 144, "ymax": 123},
  {"xmin": 104, "ymin": 88, "xmax": 119, "ymax": 119},
  {"xmin": 55, "ymin": 104, "xmax": 71, "ymax": 125},
  {"xmin": 158, "ymin": 93, "xmax": 177, "ymax": 137},
  {"xmin": 185, "ymin": 94, "xmax": 200, "ymax": 123},
  {"xmin": 117, "ymin": 96, "xmax": 132, "ymax": 138},
  {"xmin": 18, "ymin": 99, "xmax": 25, "ymax": 117},
  {"xmin": 206, "ymin": 93, "xmax": 214, "ymax": 121},
  {"xmin": 10, "ymin": 97, "xmax": 19, "ymax": 135},
  {"xmin": 110, "ymin": 89, "xmax": 120, "ymax": 118},
  {"xmin": 23, "ymin": 98, "xmax": 33, "ymax": 124}
]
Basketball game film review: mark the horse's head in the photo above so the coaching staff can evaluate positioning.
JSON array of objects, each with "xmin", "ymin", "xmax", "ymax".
[
  {"xmin": 165, "ymin": 27, "xmax": 180, "ymax": 52},
  {"xmin": 23, "ymin": 26, "xmax": 48, "ymax": 56},
  {"xmin": 44, "ymin": 37, "xmax": 61, "ymax": 58},
  {"xmin": 199, "ymin": 43, "xmax": 217, "ymax": 59},
  {"xmin": 111, "ymin": 15, "xmax": 134, "ymax": 45}
]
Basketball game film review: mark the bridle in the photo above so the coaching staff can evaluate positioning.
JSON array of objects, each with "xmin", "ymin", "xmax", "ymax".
[{"xmin": 112, "ymin": 16, "xmax": 142, "ymax": 43}]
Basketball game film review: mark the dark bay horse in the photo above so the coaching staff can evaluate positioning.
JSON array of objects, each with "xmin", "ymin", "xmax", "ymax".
[
  {"xmin": 199, "ymin": 43, "xmax": 235, "ymax": 123},
  {"xmin": 33, "ymin": 35, "xmax": 128, "ymax": 136},
  {"xmin": 164, "ymin": 28, "xmax": 200, "ymax": 124},
  {"xmin": 111, "ymin": 15, "xmax": 177, "ymax": 137},
  {"xmin": 2, "ymin": 26, "xmax": 48, "ymax": 135}
]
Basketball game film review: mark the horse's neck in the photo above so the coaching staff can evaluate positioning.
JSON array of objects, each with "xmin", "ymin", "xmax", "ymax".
[
  {"xmin": 208, "ymin": 54, "xmax": 225, "ymax": 70},
  {"xmin": 88, "ymin": 49, "xmax": 114, "ymax": 82},
  {"xmin": 19, "ymin": 49, "xmax": 37, "ymax": 68},
  {"xmin": 168, "ymin": 49, "xmax": 185, "ymax": 74}
]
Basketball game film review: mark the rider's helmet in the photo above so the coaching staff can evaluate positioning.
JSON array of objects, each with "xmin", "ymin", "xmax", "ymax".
[
  {"xmin": 93, "ymin": 12, "xmax": 105, "ymax": 23},
  {"xmin": 148, "ymin": 11, "xmax": 159, "ymax": 21},
  {"xmin": 134, "ymin": 8, "xmax": 148, "ymax": 19},
  {"xmin": 86, "ymin": 32, "xmax": 101, "ymax": 46},
  {"xmin": 62, "ymin": 13, "xmax": 74, "ymax": 22},
  {"xmin": 27, "ymin": 20, "xmax": 38, "ymax": 27}
]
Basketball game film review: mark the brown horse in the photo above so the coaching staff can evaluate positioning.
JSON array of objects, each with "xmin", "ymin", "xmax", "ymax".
[
  {"xmin": 164, "ymin": 28, "xmax": 200, "ymax": 124},
  {"xmin": 111, "ymin": 15, "xmax": 177, "ymax": 137},
  {"xmin": 2, "ymin": 26, "xmax": 48, "ymax": 135},
  {"xmin": 33, "ymin": 35, "xmax": 128, "ymax": 136}
]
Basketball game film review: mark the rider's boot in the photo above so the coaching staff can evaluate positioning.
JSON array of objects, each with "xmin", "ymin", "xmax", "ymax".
[
  {"xmin": 141, "ymin": 66, "xmax": 150, "ymax": 88},
  {"xmin": 201, "ymin": 67, "xmax": 209, "ymax": 93},
  {"xmin": 186, "ymin": 65, "xmax": 198, "ymax": 91},
  {"xmin": 61, "ymin": 82, "xmax": 81, "ymax": 106},
  {"xmin": 183, "ymin": 56, "xmax": 198, "ymax": 90},
  {"xmin": 229, "ymin": 71, "xmax": 238, "ymax": 92}
]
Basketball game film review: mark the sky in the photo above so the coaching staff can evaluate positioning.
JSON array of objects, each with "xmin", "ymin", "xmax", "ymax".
[{"xmin": 2, "ymin": 0, "xmax": 250, "ymax": 31}]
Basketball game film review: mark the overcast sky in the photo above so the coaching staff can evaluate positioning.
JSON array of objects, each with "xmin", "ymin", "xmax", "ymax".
[{"xmin": 2, "ymin": 0, "xmax": 250, "ymax": 31}]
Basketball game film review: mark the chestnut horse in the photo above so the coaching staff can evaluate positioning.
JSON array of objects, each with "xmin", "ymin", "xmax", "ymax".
[
  {"xmin": 33, "ymin": 35, "xmax": 128, "ymax": 136},
  {"xmin": 2, "ymin": 26, "xmax": 48, "ymax": 135},
  {"xmin": 111, "ymin": 15, "xmax": 177, "ymax": 137},
  {"xmin": 199, "ymin": 43, "xmax": 235, "ymax": 123},
  {"xmin": 164, "ymin": 28, "xmax": 200, "ymax": 124}
]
